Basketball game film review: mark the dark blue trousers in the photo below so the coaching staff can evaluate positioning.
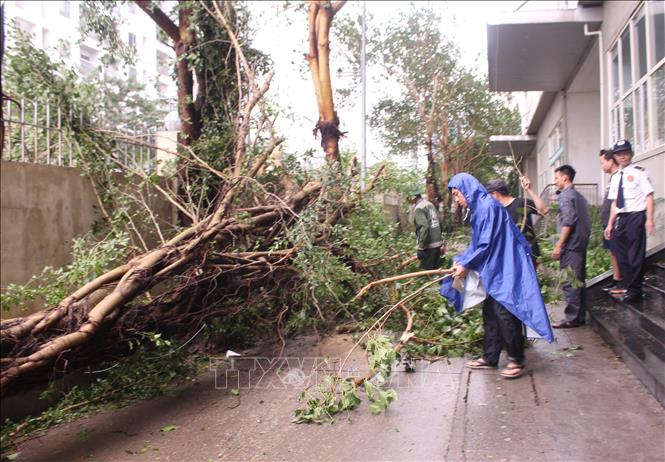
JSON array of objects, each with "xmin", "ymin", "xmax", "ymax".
[
  {"xmin": 560, "ymin": 248, "xmax": 587, "ymax": 324},
  {"xmin": 614, "ymin": 211, "xmax": 646, "ymax": 296}
]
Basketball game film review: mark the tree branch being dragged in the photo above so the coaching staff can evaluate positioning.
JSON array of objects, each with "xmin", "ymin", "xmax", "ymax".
[{"xmin": 294, "ymin": 271, "xmax": 454, "ymax": 423}]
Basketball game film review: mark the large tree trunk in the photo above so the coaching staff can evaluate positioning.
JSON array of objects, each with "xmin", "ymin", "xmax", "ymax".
[
  {"xmin": 136, "ymin": 0, "xmax": 202, "ymax": 146},
  {"xmin": 307, "ymin": 1, "xmax": 346, "ymax": 162},
  {"xmin": 438, "ymin": 106, "xmax": 450, "ymax": 224},
  {"xmin": 176, "ymin": 2, "xmax": 201, "ymax": 144},
  {"xmin": 135, "ymin": 0, "xmax": 205, "ymax": 228},
  {"xmin": 425, "ymin": 140, "xmax": 440, "ymax": 204}
]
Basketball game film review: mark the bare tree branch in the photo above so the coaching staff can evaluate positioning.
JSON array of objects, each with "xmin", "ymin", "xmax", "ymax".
[{"xmin": 135, "ymin": 1, "xmax": 179, "ymax": 42}]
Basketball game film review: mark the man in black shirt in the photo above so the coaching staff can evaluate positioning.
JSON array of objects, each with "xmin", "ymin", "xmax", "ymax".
[{"xmin": 485, "ymin": 177, "xmax": 549, "ymax": 261}]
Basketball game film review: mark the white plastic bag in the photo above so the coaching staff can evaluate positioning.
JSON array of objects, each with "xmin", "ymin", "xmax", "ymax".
[{"xmin": 453, "ymin": 270, "xmax": 487, "ymax": 310}]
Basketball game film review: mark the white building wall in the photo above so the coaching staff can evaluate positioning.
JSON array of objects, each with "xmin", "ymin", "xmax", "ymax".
[
  {"xmin": 525, "ymin": 38, "xmax": 601, "ymax": 198},
  {"xmin": 516, "ymin": 91, "xmax": 544, "ymax": 135},
  {"xmin": 565, "ymin": 92, "xmax": 601, "ymax": 185},
  {"xmin": 525, "ymin": 147, "xmax": 539, "ymax": 186},
  {"xmin": 600, "ymin": 0, "xmax": 641, "ymax": 48},
  {"xmin": 599, "ymin": 0, "xmax": 665, "ymax": 248},
  {"xmin": 534, "ymin": 94, "xmax": 565, "ymax": 190},
  {"xmin": 565, "ymin": 38, "xmax": 601, "ymax": 200}
]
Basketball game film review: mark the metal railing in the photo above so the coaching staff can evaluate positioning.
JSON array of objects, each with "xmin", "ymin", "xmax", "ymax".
[
  {"xmin": 539, "ymin": 183, "xmax": 600, "ymax": 207},
  {"xmin": 1, "ymin": 96, "xmax": 159, "ymax": 173},
  {"xmin": 532, "ymin": 183, "xmax": 599, "ymax": 235}
]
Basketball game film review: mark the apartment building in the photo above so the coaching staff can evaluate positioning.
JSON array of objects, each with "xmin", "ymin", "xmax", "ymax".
[{"xmin": 4, "ymin": 0, "xmax": 177, "ymax": 109}]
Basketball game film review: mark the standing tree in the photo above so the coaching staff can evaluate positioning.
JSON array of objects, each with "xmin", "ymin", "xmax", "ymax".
[
  {"xmin": 374, "ymin": 8, "xmax": 519, "ymax": 205},
  {"xmin": 307, "ymin": 1, "xmax": 347, "ymax": 162},
  {"xmin": 134, "ymin": 1, "xmax": 204, "ymax": 145},
  {"xmin": 337, "ymin": 6, "xmax": 520, "ymax": 218}
]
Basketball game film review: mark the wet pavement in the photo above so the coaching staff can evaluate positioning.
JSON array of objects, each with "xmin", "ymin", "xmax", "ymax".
[{"xmin": 11, "ymin": 303, "xmax": 665, "ymax": 462}]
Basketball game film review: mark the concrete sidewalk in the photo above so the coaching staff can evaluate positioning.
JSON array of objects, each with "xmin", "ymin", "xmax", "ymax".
[{"xmin": 13, "ymin": 304, "xmax": 665, "ymax": 462}]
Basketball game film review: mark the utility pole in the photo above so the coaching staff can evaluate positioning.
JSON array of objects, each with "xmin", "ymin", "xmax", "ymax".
[{"xmin": 360, "ymin": 1, "xmax": 367, "ymax": 189}]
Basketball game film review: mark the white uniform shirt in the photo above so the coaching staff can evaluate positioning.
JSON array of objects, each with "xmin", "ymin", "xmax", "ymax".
[{"xmin": 607, "ymin": 164, "xmax": 654, "ymax": 213}]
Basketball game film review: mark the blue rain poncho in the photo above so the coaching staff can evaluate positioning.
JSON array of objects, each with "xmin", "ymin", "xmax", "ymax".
[{"xmin": 440, "ymin": 173, "xmax": 554, "ymax": 342}]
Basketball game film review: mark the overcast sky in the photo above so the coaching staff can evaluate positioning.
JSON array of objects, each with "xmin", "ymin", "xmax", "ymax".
[{"xmin": 248, "ymin": 1, "xmax": 526, "ymax": 169}]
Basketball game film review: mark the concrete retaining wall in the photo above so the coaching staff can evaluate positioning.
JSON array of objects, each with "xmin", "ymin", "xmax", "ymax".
[
  {"xmin": 0, "ymin": 161, "xmax": 175, "ymax": 319},
  {"xmin": 1, "ymin": 161, "xmax": 101, "ymax": 290}
]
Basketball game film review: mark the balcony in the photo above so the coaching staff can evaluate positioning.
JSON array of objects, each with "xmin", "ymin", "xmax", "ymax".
[{"xmin": 79, "ymin": 59, "xmax": 96, "ymax": 76}]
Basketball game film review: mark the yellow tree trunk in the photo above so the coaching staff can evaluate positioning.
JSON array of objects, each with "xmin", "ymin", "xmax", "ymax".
[{"xmin": 307, "ymin": 1, "xmax": 347, "ymax": 162}]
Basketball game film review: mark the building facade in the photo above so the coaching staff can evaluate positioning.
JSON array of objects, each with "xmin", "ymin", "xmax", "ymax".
[
  {"xmin": 4, "ymin": 0, "xmax": 176, "ymax": 107},
  {"xmin": 488, "ymin": 0, "xmax": 664, "ymax": 250}
]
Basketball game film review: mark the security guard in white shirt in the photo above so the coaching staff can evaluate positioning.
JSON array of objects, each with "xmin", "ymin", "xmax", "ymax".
[{"xmin": 603, "ymin": 139, "xmax": 655, "ymax": 302}]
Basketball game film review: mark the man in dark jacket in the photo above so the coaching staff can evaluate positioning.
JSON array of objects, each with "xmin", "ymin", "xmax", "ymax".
[
  {"xmin": 411, "ymin": 191, "xmax": 445, "ymax": 270},
  {"xmin": 551, "ymin": 165, "xmax": 591, "ymax": 328}
]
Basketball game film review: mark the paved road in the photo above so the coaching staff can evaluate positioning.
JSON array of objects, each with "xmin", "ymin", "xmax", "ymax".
[{"xmin": 13, "ymin": 305, "xmax": 665, "ymax": 461}]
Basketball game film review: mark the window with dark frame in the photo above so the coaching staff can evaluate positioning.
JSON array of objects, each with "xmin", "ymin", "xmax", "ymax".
[{"xmin": 608, "ymin": 1, "xmax": 665, "ymax": 153}]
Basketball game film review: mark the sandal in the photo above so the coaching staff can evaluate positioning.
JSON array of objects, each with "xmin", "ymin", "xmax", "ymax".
[
  {"xmin": 466, "ymin": 358, "xmax": 497, "ymax": 369},
  {"xmin": 553, "ymin": 320, "xmax": 584, "ymax": 328},
  {"xmin": 500, "ymin": 362, "xmax": 525, "ymax": 379}
]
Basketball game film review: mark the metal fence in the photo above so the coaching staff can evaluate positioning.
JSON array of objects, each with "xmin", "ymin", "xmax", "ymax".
[
  {"xmin": 539, "ymin": 183, "xmax": 600, "ymax": 207},
  {"xmin": 531, "ymin": 183, "xmax": 599, "ymax": 235},
  {"xmin": 1, "ymin": 97, "xmax": 158, "ymax": 172}
]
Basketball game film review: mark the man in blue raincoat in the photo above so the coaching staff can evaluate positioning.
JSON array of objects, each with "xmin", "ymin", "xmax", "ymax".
[{"xmin": 440, "ymin": 173, "xmax": 554, "ymax": 379}]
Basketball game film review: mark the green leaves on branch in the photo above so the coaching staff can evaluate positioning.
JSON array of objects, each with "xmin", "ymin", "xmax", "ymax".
[
  {"xmin": 365, "ymin": 382, "xmax": 397, "ymax": 415},
  {"xmin": 293, "ymin": 376, "xmax": 361, "ymax": 424},
  {"xmin": 366, "ymin": 333, "xmax": 397, "ymax": 376},
  {"xmin": 79, "ymin": 1, "xmax": 137, "ymax": 67},
  {"xmin": 293, "ymin": 333, "xmax": 399, "ymax": 424},
  {"xmin": 1, "ymin": 340, "xmax": 202, "ymax": 448},
  {"xmin": 1, "ymin": 232, "xmax": 130, "ymax": 312}
]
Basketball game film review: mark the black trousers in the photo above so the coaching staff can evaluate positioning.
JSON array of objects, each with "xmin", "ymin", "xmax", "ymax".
[
  {"xmin": 481, "ymin": 296, "xmax": 525, "ymax": 366},
  {"xmin": 418, "ymin": 247, "xmax": 441, "ymax": 270},
  {"xmin": 614, "ymin": 211, "xmax": 646, "ymax": 295},
  {"xmin": 560, "ymin": 248, "xmax": 587, "ymax": 324}
]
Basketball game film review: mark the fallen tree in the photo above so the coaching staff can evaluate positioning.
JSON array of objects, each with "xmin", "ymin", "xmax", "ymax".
[{"xmin": 0, "ymin": 0, "xmax": 376, "ymax": 394}]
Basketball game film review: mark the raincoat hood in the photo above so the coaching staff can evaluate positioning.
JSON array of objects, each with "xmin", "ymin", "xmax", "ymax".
[{"xmin": 448, "ymin": 173, "xmax": 487, "ymax": 211}]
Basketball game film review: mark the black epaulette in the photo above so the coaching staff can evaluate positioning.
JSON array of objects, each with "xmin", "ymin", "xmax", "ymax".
[{"xmin": 634, "ymin": 166, "xmax": 645, "ymax": 171}]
